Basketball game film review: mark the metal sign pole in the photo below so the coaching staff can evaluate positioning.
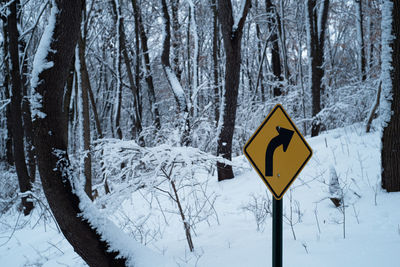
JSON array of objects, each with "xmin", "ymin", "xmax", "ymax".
[{"xmin": 272, "ymin": 198, "xmax": 283, "ymax": 267}]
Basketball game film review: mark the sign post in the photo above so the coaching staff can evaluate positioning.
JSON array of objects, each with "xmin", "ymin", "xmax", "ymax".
[
  {"xmin": 272, "ymin": 199, "xmax": 282, "ymax": 267},
  {"xmin": 243, "ymin": 104, "xmax": 312, "ymax": 267}
]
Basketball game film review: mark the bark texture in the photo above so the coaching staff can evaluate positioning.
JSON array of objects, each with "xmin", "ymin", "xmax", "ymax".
[{"xmin": 382, "ymin": 0, "xmax": 400, "ymax": 192}]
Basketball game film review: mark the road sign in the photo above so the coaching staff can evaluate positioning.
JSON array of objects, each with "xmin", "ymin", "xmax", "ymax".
[{"xmin": 243, "ymin": 104, "xmax": 312, "ymax": 200}]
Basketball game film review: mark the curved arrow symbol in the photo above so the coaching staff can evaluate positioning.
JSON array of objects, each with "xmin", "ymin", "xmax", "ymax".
[{"xmin": 265, "ymin": 126, "xmax": 294, "ymax": 177}]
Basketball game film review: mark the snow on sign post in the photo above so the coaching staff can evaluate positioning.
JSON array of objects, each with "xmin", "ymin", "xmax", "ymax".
[{"xmin": 243, "ymin": 104, "xmax": 312, "ymax": 267}]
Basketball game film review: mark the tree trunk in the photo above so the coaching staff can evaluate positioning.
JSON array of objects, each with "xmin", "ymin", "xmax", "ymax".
[
  {"xmin": 77, "ymin": 36, "xmax": 93, "ymax": 200},
  {"xmin": 216, "ymin": 0, "xmax": 251, "ymax": 181},
  {"xmin": 6, "ymin": 0, "xmax": 33, "ymax": 215},
  {"xmin": 356, "ymin": 0, "xmax": 366, "ymax": 81},
  {"xmin": 306, "ymin": 0, "xmax": 329, "ymax": 137},
  {"xmin": 20, "ymin": 38, "xmax": 36, "ymax": 184},
  {"xmin": 87, "ymin": 77, "xmax": 103, "ymax": 139},
  {"xmin": 277, "ymin": 0, "xmax": 290, "ymax": 82},
  {"xmin": 63, "ymin": 57, "xmax": 75, "ymax": 147},
  {"xmin": 131, "ymin": 0, "xmax": 161, "ymax": 130},
  {"xmin": 211, "ymin": 0, "xmax": 220, "ymax": 125},
  {"xmin": 381, "ymin": 0, "xmax": 400, "ymax": 192},
  {"xmin": 1, "ymin": 21, "xmax": 14, "ymax": 166},
  {"xmin": 111, "ymin": 0, "xmax": 142, "ymax": 143},
  {"xmin": 171, "ymin": 0, "xmax": 182, "ymax": 82},
  {"xmin": 160, "ymin": 0, "xmax": 191, "ymax": 145},
  {"xmin": 114, "ymin": 4, "xmax": 123, "ymax": 140},
  {"xmin": 31, "ymin": 1, "xmax": 127, "ymax": 265},
  {"xmin": 133, "ymin": 6, "xmax": 144, "ymax": 145},
  {"xmin": 266, "ymin": 0, "xmax": 283, "ymax": 97}
]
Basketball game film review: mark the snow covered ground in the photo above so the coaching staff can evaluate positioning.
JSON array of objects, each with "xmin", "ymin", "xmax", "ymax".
[{"xmin": 1, "ymin": 124, "xmax": 400, "ymax": 267}]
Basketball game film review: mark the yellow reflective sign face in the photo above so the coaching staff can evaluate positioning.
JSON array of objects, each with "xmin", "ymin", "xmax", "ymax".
[{"xmin": 243, "ymin": 104, "xmax": 312, "ymax": 200}]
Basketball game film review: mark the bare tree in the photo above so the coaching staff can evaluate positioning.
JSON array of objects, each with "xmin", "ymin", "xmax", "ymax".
[
  {"xmin": 5, "ymin": 0, "xmax": 34, "ymax": 215},
  {"xmin": 160, "ymin": 0, "xmax": 191, "ymax": 145},
  {"xmin": 131, "ymin": 0, "xmax": 161, "ymax": 130},
  {"xmin": 355, "ymin": 0, "xmax": 366, "ymax": 81},
  {"xmin": 306, "ymin": 0, "xmax": 330, "ymax": 137},
  {"xmin": 266, "ymin": 0, "xmax": 283, "ymax": 97},
  {"xmin": 216, "ymin": 0, "xmax": 251, "ymax": 181},
  {"xmin": 31, "ymin": 1, "xmax": 127, "ymax": 265},
  {"xmin": 1, "ymin": 18, "xmax": 14, "ymax": 166},
  {"xmin": 211, "ymin": 0, "xmax": 220, "ymax": 125},
  {"xmin": 111, "ymin": 0, "xmax": 143, "ymax": 143},
  {"xmin": 76, "ymin": 38, "xmax": 93, "ymax": 199}
]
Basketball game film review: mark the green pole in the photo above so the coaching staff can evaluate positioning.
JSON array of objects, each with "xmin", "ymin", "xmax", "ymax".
[{"xmin": 272, "ymin": 198, "xmax": 283, "ymax": 267}]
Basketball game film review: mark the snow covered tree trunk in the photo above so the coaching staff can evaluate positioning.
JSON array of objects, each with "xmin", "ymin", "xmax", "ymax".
[
  {"xmin": 161, "ymin": 0, "xmax": 191, "ymax": 145},
  {"xmin": 63, "ymin": 58, "xmax": 74, "ymax": 147},
  {"xmin": 19, "ymin": 31, "xmax": 36, "ymax": 184},
  {"xmin": 266, "ymin": 0, "xmax": 283, "ymax": 97},
  {"xmin": 111, "ymin": 0, "xmax": 142, "ymax": 143},
  {"xmin": 87, "ymin": 74, "xmax": 103, "ymax": 139},
  {"xmin": 216, "ymin": 0, "xmax": 251, "ymax": 181},
  {"xmin": 355, "ymin": 0, "xmax": 366, "ymax": 81},
  {"xmin": 1, "ymin": 20, "xmax": 14, "ymax": 166},
  {"xmin": 306, "ymin": 0, "xmax": 329, "ymax": 137},
  {"xmin": 76, "ymin": 35, "xmax": 93, "ymax": 200},
  {"xmin": 254, "ymin": 0, "xmax": 265, "ymax": 101},
  {"xmin": 211, "ymin": 0, "xmax": 220, "ymax": 126},
  {"xmin": 366, "ymin": 0, "xmax": 374, "ymax": 78},
  {"xmin": 381, "ymin": 0, "xmax": 400, "ymax": 192},
  {"xmin": 188, "ymin": 2, "xmax": 199, "ymax": 118},
  {"xmin": 114, "ymin": 1, "xmax": 123, "ymax": 140},
  {"xmin": 30, "ymin": 1, "xmax": 127, "ymax": 265},
  {"xmin": 131, "ymin": 0, "xmax": 161, "ymax": 130},
  {"xmin": 171, "ymin": 0, "xmax": 182, "ymax": 82},
  {"xmin": 133, "ymin": 6, "xmax": 143, "ymax": 145},
  {"xmin": 278, "ymin": 0, "xmax": 290, "ymax": 82},
  {"xmin": 6, "ymin": 0, "xmax": 34, "ymax": 215}
]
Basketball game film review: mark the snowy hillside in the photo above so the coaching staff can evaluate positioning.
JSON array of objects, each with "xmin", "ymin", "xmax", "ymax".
[{"xmin": 1, "ymin": 124, "xmax": 399, "ymax": 267}]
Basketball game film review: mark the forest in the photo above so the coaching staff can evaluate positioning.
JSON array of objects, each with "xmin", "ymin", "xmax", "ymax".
[{"xmin": 0, "ymin": 0, "xmax": 399, "ymax": 266}]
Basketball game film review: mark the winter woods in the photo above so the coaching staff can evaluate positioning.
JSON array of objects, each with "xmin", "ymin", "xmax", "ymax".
[{"xmin": 0, "ymin": 0, "xmax": 399, "ymax": 266}]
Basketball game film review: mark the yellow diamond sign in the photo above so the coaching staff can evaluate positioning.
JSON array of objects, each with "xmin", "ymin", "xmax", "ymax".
[{"xmin": 243, "ymin": 104, "xmax": 312, "ymax": 200}]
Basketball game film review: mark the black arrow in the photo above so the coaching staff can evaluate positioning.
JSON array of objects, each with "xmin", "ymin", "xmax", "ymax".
[{"xmin": 265, "ymin": 126, "xmax": 294, "ymax": 177}]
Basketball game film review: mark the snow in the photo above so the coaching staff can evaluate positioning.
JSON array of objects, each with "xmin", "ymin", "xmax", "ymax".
[
  {"xmin": 30, "ymin": 91, "xmax": 47, "ymax": 120},
  {"xmin": 0, "ymin": 99, "xmax": 10, "ymax": 111},
  {"xmin": 380, "ymin": 0, "xmax": 394, "ymax": 129},
  {"xmin": 75, "ymin": 185, "xmax": 178, "ymax": 267},
  {"xmin": 233, "ymin": 0, "xmax": 247, "ymax": 32},
  {"xmin": 30, "ymin": 1, "xmax": 58, "ymax": 120},
  {"xmin": 1, "ymin": 124, "xmax": 400, "ymax": 266},
  {"xmin": 30, "ymin": 1, "xmax": 57, "ymax": 90},
  {"xmin": 317, "ymin": 0, "xmax": 324, "ymax": 40},
  {"xmin": 164, "ymin": 66, "xmax": 187, "ymax": 112},
  {"xmin": 74, "ymin": 46, "xmax": 85, "ymax": 179}
]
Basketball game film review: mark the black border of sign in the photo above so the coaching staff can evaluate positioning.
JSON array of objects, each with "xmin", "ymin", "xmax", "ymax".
[{"xmin": 243, "ymin": 104, "xmax": 313, "ymax": 200}]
